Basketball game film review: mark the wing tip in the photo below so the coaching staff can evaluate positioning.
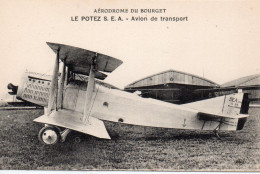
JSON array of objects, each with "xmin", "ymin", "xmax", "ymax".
[
  {"xmin": 46, "ymin": 42, "xmax": 60, "ymax": 52},
  {"xmin": 46, "ymin": 42, "xmax": 54, "ymax": 47}
]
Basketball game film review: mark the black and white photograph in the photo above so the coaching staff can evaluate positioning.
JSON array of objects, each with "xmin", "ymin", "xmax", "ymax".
[{"xmin": 0, "ymin": 0, "xmax": 260, "ymax": 172}]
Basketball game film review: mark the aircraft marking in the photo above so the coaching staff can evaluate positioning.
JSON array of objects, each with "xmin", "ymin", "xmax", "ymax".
[{"xmin": 182, "ymin": 118, "xmax": 186, "ymax": 127}]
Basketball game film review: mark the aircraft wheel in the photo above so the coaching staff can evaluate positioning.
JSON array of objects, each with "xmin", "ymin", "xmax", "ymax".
[
  {"xmin": 38, "ymin": 126, "xmax": 61, "ymax": 145},
  {"xmin": 74, "ymin": 136, "xmax": 81, "ymax": 143}
]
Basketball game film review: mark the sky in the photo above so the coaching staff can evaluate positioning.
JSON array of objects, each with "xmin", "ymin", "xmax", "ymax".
[{"xmin": 0, "ymin": 0, "xmax": 260, "ymax": 100}]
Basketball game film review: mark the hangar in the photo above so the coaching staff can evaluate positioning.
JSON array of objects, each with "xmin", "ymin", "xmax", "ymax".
[
  {"xmin": 124, "ymin": 69, "xmax": 220, "ymax": 104},
  {"xmin": 221, "ymin": 73, "xmax": 260, "ymax": 104},
  {"xmin": 124, "ymin": 70, "xmax": 260, "ymax": 104}
]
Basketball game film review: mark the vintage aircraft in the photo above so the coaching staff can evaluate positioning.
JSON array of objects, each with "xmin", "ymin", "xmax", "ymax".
[{"xmin": 15, "ymin": 42, "xmax": 250, "ymax": 145}]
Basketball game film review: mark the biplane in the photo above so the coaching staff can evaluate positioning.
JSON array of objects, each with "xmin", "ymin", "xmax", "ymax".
[{"xmin": 15, "ymin": 42, "xmax": 250, "ymax": 145}]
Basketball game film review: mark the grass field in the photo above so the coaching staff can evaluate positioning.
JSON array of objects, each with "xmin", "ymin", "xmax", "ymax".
[{"xmin": 0, "ymin": 108, "xmax": 259, "ymax": 171}]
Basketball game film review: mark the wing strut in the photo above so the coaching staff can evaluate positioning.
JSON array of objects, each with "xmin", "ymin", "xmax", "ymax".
[
  {"xmin": 82, "ymin": 54, "xmax": 97, "ymax": 124},
  {"xmin": 57, "ymin": 62, "xmax": 66, "ymax": 109},
  {"xmin": 46, "ymin": 48, "xmax": 60, "ymax": 115}
]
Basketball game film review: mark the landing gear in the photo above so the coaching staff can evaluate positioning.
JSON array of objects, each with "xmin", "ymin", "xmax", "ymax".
[
  {"xmin": 38, "ymin": 126, "xmax": 72, "ymax": 145},
  {"xmin": 38, "ymin": 126, "xmax": 61, "ymax": 145},
  {"xmin": 213, "ymin": 129, "xmax": 220, "ymax": 139},
  {"xmin": 213, "ymin": 121, "xmax": 222, "ymax": 139},
  {"xmin": 60, "ymin": 128, "xmax": 71, "ymax": 142},
  {"xmin": 74, "ymin": 136, "xmax": 82, "ymax": 143}
]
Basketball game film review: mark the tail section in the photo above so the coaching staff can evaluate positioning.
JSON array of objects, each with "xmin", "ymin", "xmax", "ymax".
[
  {"xmin": 183, "ymin": 91, "xmax": 250, "ymax": 131},
  {"xmin": 237, "ymin": 93, "xmax": 249, "ymax": 130},
  {"xmin": 220, "ymin": 92, "xmax": 249, "ymax": 130},
  {"xmin": 222, "ymin": 91, "xmax": 246, "ymax": 116}
]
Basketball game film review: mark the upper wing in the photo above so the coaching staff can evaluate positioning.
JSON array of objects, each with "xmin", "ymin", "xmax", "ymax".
[{"xmin": 46, "ymin": 42, "xmax": 123, "ymax": 80}]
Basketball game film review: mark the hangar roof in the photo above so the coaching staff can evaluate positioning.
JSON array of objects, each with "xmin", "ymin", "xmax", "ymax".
[
  {"xmin": 221, "ymin": 74, "xmax": 260, "ymax": 87},
  {"xmin": 125, "ymin": 69, "xmax": 219, "ymax": 89}
]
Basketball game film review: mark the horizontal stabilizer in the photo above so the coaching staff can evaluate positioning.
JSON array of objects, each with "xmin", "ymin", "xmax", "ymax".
[
  {"xmin": 46, "ymin": 42, "xmax": 123, "ymax": 80},
  {"xmin": 198, "ymin": 112, "xmax": 248, "ymax": 121},
  {"xmin": 34, "ymin": 109, "xmax": 111, "ymax": 139}
]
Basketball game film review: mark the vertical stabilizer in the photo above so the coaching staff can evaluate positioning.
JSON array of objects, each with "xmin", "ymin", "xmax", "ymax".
[
  {"xmin": 221, "ymin": 92, "xmax": 244, "ymax": 116},
  {"xmin": 183, "ymin": 92, "xmax": 249, "ymax": 117}
]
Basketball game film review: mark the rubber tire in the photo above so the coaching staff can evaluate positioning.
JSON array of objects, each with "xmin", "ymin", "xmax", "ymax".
[{"xmin": 38, "ymin": 126, "xmax": 61, "ymax": 145}]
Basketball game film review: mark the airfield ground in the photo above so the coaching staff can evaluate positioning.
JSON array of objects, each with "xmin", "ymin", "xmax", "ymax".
[{"xmin": 0, "ymin": 108, "xmax": 259, "ymax": 171}]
